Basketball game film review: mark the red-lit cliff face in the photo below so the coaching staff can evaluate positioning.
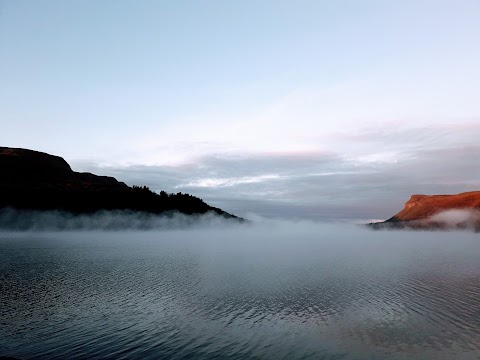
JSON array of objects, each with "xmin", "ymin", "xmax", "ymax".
[
  {"xmin": 368, "ymin": 191, "xmax": 480, "ymax": 231},
  {"xmin": 388, "ymin": 192, "xmax": 480, "ymax": 222}
]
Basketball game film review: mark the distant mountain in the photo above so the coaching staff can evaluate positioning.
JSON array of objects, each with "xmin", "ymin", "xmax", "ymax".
[
  {"xmin": 0, "ymin": 147, "xmax": 242, "ymax": 220},
  {"xmin": 370, "ymin": 191, "xmax": 480, "ymax": 231}
]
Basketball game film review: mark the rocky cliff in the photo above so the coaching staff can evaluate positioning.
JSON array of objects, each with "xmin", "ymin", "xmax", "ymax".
[
  {"xmin": 0, "ymin": 147, "xmax": 241, "ymax": 219},
  {"xmin": 388, "ymin": 192, "xmax": 480, "ymax": 222},
  {"xmin": 371, "ymin": 191, "xmax": 480, "ymax": 231}
]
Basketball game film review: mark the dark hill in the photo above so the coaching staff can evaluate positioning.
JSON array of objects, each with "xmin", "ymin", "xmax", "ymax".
[{"xmin": 0, "ymin": 147, "xmax": 241, "ymax": 219}]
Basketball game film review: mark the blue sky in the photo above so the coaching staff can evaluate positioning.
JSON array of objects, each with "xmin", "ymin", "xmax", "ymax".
[{"xmin": 1, "ymin": 1, "xmax": 480, "ymax": 219}]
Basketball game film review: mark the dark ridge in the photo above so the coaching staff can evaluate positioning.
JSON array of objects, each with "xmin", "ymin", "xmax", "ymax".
[{"xmin": 0, "ymin": 147, "xmax": 243, "ymax": 221}]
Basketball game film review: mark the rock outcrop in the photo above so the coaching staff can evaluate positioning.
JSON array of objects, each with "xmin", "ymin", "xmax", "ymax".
[
  {"xmin": 0, "ymin": 147, "xmax": 241, "ymax": 219},
  {"xmin": 370, "ymin": 191, "xmax": 480, "ymax": 231}
]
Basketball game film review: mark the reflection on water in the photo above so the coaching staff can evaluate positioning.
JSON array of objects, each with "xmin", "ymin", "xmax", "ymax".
[{"xmin": 1, "ymin": 223, "xmax": 480, "ymax": 359}]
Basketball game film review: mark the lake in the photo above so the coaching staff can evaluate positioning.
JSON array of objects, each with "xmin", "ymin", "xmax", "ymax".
[{"xmin": 1, "ymin": 222, "xmax": 480, "ymax": 359}]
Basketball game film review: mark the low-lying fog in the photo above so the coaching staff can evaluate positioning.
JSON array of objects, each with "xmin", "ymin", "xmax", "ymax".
[
  {"xmin": 0, "ymin": 208, "xmax": 243, "ymax": 231},
  {"xmin": 1, "ymin": 207, "xmax": 480, "ymax": 232}
]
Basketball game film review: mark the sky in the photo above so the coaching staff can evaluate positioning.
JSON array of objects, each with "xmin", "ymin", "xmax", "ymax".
[{"xmin": 1, "ymin": 0, "xmax": 480, "ymax": 220}]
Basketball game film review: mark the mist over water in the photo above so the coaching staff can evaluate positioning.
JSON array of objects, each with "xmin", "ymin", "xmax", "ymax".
[
  {"xmin": 0, "ymin": 208, "xmax": 243, "ymax": 231},
  {"xmin": 1, "ymin": 222, "xmax": 480, "ymax": 359},
  {"xmin": 428, "ymin": 209, "xmax": 480, "ymax": 230}
]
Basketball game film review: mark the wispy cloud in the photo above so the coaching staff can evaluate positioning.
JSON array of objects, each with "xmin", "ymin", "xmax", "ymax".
[
  {"xmin": 70, "ymin": 121, "xmax": 480, "ymax": 221},
  {"xmin": 181, "ymin": 174, "xmax": 281, "ymax": 188}
]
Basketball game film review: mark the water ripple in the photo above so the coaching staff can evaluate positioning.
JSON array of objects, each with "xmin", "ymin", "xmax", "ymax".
[{"xmin": 1, "ymin": 229, "xmax": 480, "ymax": 359}]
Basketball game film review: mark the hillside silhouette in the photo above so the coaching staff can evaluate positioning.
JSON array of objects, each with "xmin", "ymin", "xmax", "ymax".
[{"xmin": 0, "ymin": 147, "xmax": 241, "ymax": 219}]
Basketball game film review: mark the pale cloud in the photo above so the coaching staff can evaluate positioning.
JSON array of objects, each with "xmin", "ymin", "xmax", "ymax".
[
  {"xmin": 180, "ymin": 174, "xmax": 281, "ymax": 188},
  {"xmin": 71, "ymin": 120, "xmax": 480, "ymax": 221},
  {"xmin": 118, "ymin": 60, "xmax": 480, "ymax": 167}
]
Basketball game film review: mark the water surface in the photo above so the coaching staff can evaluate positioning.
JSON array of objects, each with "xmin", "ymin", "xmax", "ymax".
[{"xmin": 1, "ymin": 222, "xmax": 480, "ymax": 359}]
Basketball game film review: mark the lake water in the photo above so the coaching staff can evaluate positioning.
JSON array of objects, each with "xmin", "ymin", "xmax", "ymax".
[{"xmin": 1, "ymin": 222, "xmax": 480, "ymax": 359}]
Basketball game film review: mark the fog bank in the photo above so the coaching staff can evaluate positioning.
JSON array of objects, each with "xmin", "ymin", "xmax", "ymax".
[
  {"xmin": 425, "ymin": 209, "xmax": 480, "ymax": 231},
  {"xmin": 0, "ymin": 208, "xmax": 243, "ymax": 231}
]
